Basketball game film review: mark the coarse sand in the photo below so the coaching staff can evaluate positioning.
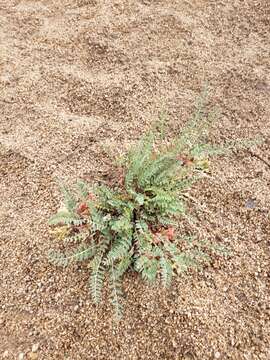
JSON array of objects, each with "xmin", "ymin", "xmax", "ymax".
[{"xmin": 0, "ymin": 0, "xmax": 269, "ymax": 359}]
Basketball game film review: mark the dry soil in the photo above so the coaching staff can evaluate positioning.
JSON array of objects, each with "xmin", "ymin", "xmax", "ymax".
[{"xmin": 0, "ymin": 0, "xmax": 269, "ymax": 359}]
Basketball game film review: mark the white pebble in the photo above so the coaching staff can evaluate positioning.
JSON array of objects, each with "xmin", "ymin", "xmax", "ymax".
[{"xmin": 32, "ymin": 344, "xmax": 39, "ymax": 352}]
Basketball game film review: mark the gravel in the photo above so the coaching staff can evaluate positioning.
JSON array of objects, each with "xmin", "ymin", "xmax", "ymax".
[{"xmin": 0, "ymin": 0, "xmax": 269, "ymax": 359}]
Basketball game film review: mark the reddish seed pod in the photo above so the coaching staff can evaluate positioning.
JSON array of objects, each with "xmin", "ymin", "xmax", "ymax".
[
  {"xmin": 176, "ymin": 154, "xmax": 194, "ymax": 166},
  {"xmin": 165, "ymin": 226, "xmax": 175, "ymax": 241},
  {"xmin": 78, "ymin": 203, "xmax": 89, "ymax": 214}
]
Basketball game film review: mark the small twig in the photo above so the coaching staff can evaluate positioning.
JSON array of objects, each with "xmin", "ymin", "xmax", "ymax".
[
  {"xmin": 194, "ymin": 170, "xmax": 231, "ymax": 187},
  {"xmin": 247, "ymin": 149, "xmax": 270, "ymax": 169},
  {"xmin": 182, "ymin": 193, "xmax": 215, "ymax": 218}
]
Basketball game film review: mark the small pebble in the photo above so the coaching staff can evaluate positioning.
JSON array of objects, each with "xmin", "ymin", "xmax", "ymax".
[
  {"xmin": 3, "ymin": 350, "xmax": 9, "ymax": 358},
  {"xmin": 215, "ymin": 351, "xmax": 221, "ymax": 359},
  {"xmin": 32, "ymin": 344, "xmax": 39, "ymax": 352},
  {"xmin": 18, "ymin": 353, "xmax": 24, "ymax": 360},
  {"xmin": 245, "ymin": 198, "xmax": 256, "ymax": 209}
]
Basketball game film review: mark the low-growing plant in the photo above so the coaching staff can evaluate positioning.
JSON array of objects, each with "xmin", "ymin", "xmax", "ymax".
[{"xmin": 48, "ymin": 91, "xmax": 255, "ymax": 319}]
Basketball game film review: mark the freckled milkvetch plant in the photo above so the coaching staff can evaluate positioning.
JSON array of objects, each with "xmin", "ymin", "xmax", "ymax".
[{"xmin": 48, "ymin": 92, "xmax": 254, "ymax": 319}]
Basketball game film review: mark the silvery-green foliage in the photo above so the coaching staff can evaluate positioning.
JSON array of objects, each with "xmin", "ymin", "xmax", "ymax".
[{"xmin": 48, "ymin": 91, "xmax": 254, "ymax": 319}]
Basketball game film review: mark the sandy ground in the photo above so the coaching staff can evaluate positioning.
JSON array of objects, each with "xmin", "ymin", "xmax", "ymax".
[{"xmin": 0, "ymin": 0, "xmax": 269, "ymax": 359}]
